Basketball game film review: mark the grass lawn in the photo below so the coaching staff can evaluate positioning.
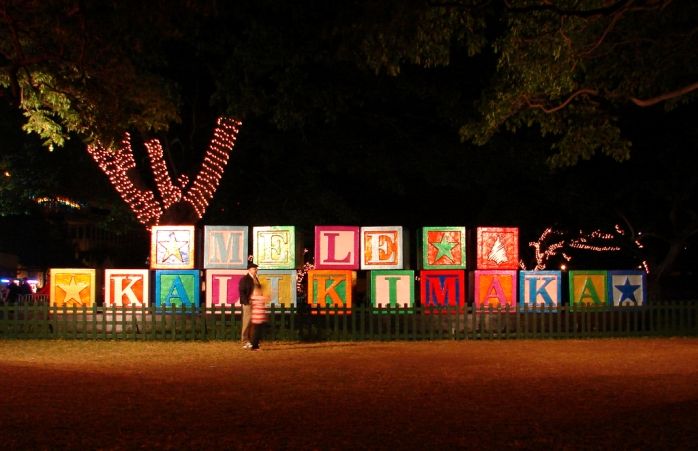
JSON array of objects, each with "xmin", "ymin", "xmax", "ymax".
[{"xmin": 1, "ymin": 338, "xmax": 697, "ymax": 450}]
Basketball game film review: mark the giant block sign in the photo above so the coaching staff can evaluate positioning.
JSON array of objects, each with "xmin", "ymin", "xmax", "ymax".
[{"xmin": 45, "ymin": 223, "xmax": 648, "ymax": 310}]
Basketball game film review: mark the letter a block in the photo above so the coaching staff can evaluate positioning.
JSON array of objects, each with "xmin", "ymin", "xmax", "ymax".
[
  {"xmin": 361, "ymin": 226, "xmax": 405, "ymax": 270},
  {"xmin": 154, "ymin": 270, "xmax": 200, "ymax": 310},
  {"xmin": 420, "ymin": 227, "xmax": 466, "ymax": 269},
  {"xmin": 476, "ymin": 227, "xmax": 519, "ymax": 270},
  {"xmin": 608, "ymin": 270, "xmax": 646, "ymax": 307},
  {"xmin": 307, "ymin": 270, "xmax": 353, "ymax": 311},
  {"xmin": 519, "ymin": 270, "xmax": 562, "ymax": 310},
  {"xmin": 50, "ymin": 268, "xmax": 96, "ymax": 308},
  {"xmin": 369, "ymin": 270, "xmax": 414, "ymax": 312},
  {"xmin": 203, "ymin": 226, "xmax": 248, "ymax": 269},
  {"xmin": 419, "ymin": 270, "xmax": 466, "ymax": 308},
  {"xmin": 253, "ymin": 226, "xmax": 299, "ymax": 269},
  {"xmin": 569, "ymin": 270, "xmax": 609, "ymax": 308},
  {"xmin": 150, "ymin": 225, "xmax": 196, "ymax": 269},
  {"xmin": 105, "ymin": 269, "xmax": 150, "ymax": 307},
  {"xmin": 314, "ymin": 226, "xmax": 360, "ymax": 269},
  {"xmin": 473, "ymin": 270, "xmax": 518, "ymax": 312}
]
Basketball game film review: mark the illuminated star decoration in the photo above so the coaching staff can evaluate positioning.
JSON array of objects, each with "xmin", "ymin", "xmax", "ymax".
[
  {"xmin": 431, "ymin": 234, "xmax": 458, "ymax": 264},
  {"xmin": 57, "ymin": 276, "xmax": 89, "ymax": 306},
  {"xmin": 158, "ymin": 232, "xmax": 189, "ymax": 264},
  {"xmin": 87, "ymin": 117, "xmax": 242, "ymax": 229},
  {"xmin": 615, "ymin": 278, "xmax": 641, "ymax": 305}
]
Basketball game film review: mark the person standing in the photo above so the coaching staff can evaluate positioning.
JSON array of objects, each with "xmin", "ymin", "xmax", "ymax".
[
  {"xmin": 238, "ymin": 261, "xmax": 260, "ymax": 349},
  {"xmin": 249, "ymin": 286, "xmax": 269, "ymax": 351}
]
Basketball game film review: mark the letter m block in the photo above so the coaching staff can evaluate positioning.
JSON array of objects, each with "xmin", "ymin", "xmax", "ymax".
[
  {"xmin": 203, "ymin": 226, "xmax": 248, "ymax": 269},
  {"xmin": 419, "ymin": 270, "xmax": 466, "ymax": 308}
]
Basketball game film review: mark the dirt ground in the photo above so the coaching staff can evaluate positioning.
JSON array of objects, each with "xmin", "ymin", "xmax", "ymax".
[{"xmin": 1, "ymin": 338, "xmax": 697, "ymax": 450}]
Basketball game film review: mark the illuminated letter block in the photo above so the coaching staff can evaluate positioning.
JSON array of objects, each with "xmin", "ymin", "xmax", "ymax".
[
  {"xmin": 419, "ymin": 270, "xmax": 466, "ymax": 307},
  {"xmin": 205, "ymin": 269, "xmax": 247, "ymax": 308},
  {"xmin": 569, "ymin": 270, "xmax": 609, "ymax": 307},
  {"xmin": 307, "ymin": 270, "xmax": 353, "ymax": 310},
  {"xmin": 608, "ymin": 270, "xmax": 646, "ymax": 306},
  {"xmin": 314, "ymin": 226, "xmax": 359, "ymax": 270},
  {"xmin": 519, "ymin": 270, "xmax": 562, "ymax": 310},
  {"xmin": 474, "ymin": 270, "xmax": 518, "ymax": 311},
  {"xmin": 154, "ymin": 270, "xmax": 200, "ymax": 309},
  {"xmin": 259, "ymin": 270, "xmax": 298, "ymax": 307},
  {"xmin": 150, "ymin": 225, "xmax": 196, "ymax": 269},
  {"xmin": 50, "ymin": 268, "xmax": 96, "ymax": 308},
  {"xmin": 203, "ymin": 225, "xmax": 248, "ymax": 269},
  {"xmin": 253, "ymin": 226, "xmax": 299, "ymax": 269},
  {"xmin": 369, "ymin": 270, "xmax": 414, "ymax": 312},
  {"xmin": 476, "ymin": 227, "xmax": 519, "ymax": 270},
  {"xmin": 361, "ymin": 226, "xmax": 405, "ymax": 270},
  {"xmin": 105, "ymin": 269, "xmax": 150, "ymax": 307},
  {"xmin": 420, "ymin": 227, "xmax": 466, "ymax": 269}
]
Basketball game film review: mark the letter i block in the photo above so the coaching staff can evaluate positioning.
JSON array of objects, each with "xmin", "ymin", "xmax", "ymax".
[
  {"xmin": 253, "ymin": 226, "xmax": 299, "ymax": 269},
  {"xmin": 608, "ymin": 270, "xmax": 647, "ymax": 307},
  {"xmin": 50, "ymin": 268, "xmax": 96, "ymax": 308},
  {"xmin": 259, "ymin": 270, "xmax": 298, "ymax": 307},
  {"xmin": 474, "ymin": 270, "xmax": 518, "ymax": 312},
  {"xmin": 476, "ymin": 227, "xmax": 519, "ymax": 270},
  {"xmin": 314, "ymin": 226, "xmax": 360, "ymax": 269},
  {"xmin": 105, "ymin": 269, "xmax": 150, "ymax": 307},
  {"xmin": 519, "ymin": 271, "xmax": 562, "ymax": 310},
  {"xmin": 150, "ymin": 225, "xmax": 196, "ymax": 269},
  {"xmin": 420, "ymin": 227, "xmax": 466, "ymax": 269},
  {"xmin": 307, "ymin": 270, "xmax": 353, "ymax": 311},
  {"xmin": 203, "ymin": 226, "xmax": 249, "ymax": 269},
  {"xmin": 369, "ymin": 270, "xmax": 415, "ymax": 311},
  {"xmin": 419, "ymin": 270, "xmax": 466, "ymax": 308},
  {"xmin": 568, "ymin": 270, "xmax": 609, "ymax": 308},
  {"xmin": 154, "ymin": 270, "xmax": 200, "ymax": 310},
  {"xmin": 361, "ymin": 226, "xmax": 404, "ymax": 270},
  {"xmin": 205, "ymin": 269, "xmax": 247, "ymax": 308}
]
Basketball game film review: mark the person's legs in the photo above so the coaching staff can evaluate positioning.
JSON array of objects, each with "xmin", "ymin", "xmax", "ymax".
[
  {"xmin": 241, "ymin": 304, "xmax": 252, "ymax": 346},
  {"xmin": 251, "ymin": 322, "xmax": 263, "ymax": 350}
]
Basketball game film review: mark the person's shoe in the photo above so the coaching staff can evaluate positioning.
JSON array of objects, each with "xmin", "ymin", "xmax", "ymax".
[
  {"xmin": 242, "ymin": 342, "xmax": 252, "ymax": 349},
  {"xmin": 251, "ymin": 347, "xmax": 260, "ymax": 351}
]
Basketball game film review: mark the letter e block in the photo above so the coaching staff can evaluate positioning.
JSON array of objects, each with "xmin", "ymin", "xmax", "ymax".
[
  {"xmin": 253, "ymin": 226, "xmax": 298, "ymax": 269},
  {"xmin": 361, "ymin": 226, "xmax": 404, "ymax": 270}
]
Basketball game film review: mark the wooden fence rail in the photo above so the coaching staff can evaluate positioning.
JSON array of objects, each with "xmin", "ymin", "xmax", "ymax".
[{"xmin": 1, "ymin": 300, "xmax": 696, "ymax": 341}]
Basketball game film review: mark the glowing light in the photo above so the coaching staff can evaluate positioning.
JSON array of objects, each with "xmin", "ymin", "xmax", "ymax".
[
  {"xmin": 35, "ymin": 196, "xmax": 82, "ymax": 209},
  {"xmin": 87, "ymin": 117, "xmax": 241, "ymax": 229}
]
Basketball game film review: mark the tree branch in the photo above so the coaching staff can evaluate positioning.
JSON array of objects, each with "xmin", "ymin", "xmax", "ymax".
[
  {"xmin": 526, "ymin": 88, "xmax": 598, "ymax": 113},
  {"xmin": 630, "ymin": 81, "xmax": 698, "ymax": 106}
]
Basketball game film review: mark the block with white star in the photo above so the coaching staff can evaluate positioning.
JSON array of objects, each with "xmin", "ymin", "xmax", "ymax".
[
  {"xmin": 608, "ymin": 270, "xmax": 646, "ymax": 306},
  {"xmin": 361, "ymin": 226, "xmax": 405, "ymax": 270},
  {"xmin": 50, "ymin": 268, "xmax": 96, "ymax": 308},
  {"xmin": 150, "ymin": 225, "xmax": 196, "ymax": 269},
  {"xmin": 420, "ymin": 226, "xmax": 467, "ymax": 270}
]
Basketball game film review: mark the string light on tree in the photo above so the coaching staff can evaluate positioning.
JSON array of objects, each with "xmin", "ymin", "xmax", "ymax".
[{"xmin": 87, "ymin": 117, "xmax": 242, "ymax": 229}]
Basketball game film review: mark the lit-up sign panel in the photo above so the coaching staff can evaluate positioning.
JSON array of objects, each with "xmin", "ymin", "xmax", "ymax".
[
  {"xmin": 205, "ymin": 269, "xmax": 246, "ymax": 308},
  {"xmin": 307, "ymin": 270, "xmax": 353, "ymax": 311},
  {"xmin": 519, "ymin": 270, "xmax": 562, "ymax": 310},
  {"xmin": 369, "ymin": 270, "xmax": 414, "ymax": 312},
  {"xmin": 361, "ymin": 226, "xmax": 404, "ymax": 270},
  {"xmin": 569, "ymin": 270, "xmax": 609, "ymax": 307},
  {"xmin": 259, "ymin": 270, "xmax": 298, "ymax": 307},
  {"xmin": 314, "ymin": 226, "xmax": 359, "ymax": 270},
  {"xmin": 203, "ymin": 225, "xmax": 248, "ymax": 269},
  {"xmin": 150, "ymin": 225, "xmax": 196, "ymax": 269},
  {"xmin": 419, "ymin": 270, "xmax": 466, "ymax": 308},
  {"xmin": 50, "ymin": 268, "xmax": 96, "ymax": 308},
  {"xmin": 253, "ymin": 226, "xmax": 298, "ymax": 269},
  {"xmin": 421, "ymin": 227, "xmax": 466, "ymax": 269},
  {"xmin": 608, "ymin": 270, "xmax": 646, "ymax": 306},
  {"xmin": 476, "ymin": 227, "xmax": 519, "ymax": 270},
  {"xmin": 104, "ymin": 269, "xmax": 150, "ymax": 307},
  {"xmin": 154, "ymin": 270, "xmax": 200, "ymax": 309},
  {"xmin": 473, "ymin": 270, "xmax": 517, "ymax": 311}
]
